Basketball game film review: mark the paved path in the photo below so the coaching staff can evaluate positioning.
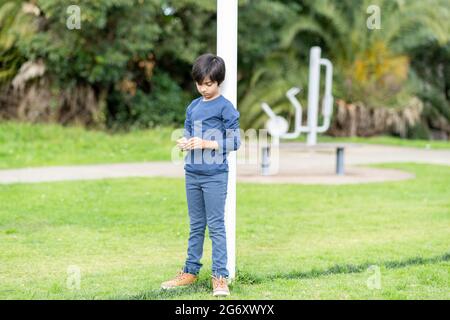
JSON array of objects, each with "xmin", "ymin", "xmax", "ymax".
[{"xmin": 1, "ymin": 143, "xmax": 449, "ymax": 185}]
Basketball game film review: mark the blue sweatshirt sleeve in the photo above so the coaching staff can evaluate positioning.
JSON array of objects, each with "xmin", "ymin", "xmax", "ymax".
[
  {"xmin": 217, "ymin": 102, "xmax": 241, "ymax": 153},
  {"xmin": 184, "ymin": 106, "xmax": 192, "ymax": 139}
]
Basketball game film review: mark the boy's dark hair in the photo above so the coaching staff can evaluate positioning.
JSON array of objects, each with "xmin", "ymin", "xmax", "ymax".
[{"xmin": 191, "ymin": 53, "xmax": 226, "ymax": 85}]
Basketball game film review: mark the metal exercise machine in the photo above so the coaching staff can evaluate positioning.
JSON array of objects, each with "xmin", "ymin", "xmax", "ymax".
[{"xmin": 261, "ymin": 47, "xmax": 346, "ymax": 176}]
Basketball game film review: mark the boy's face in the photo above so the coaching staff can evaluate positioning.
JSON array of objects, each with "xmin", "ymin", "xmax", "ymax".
[{"xmin": 196, "ymin": 77, "xmax": 220, "ymax": 100}]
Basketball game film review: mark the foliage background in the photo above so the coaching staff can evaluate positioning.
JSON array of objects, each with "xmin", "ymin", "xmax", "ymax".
[{"xmin": 0, "ymin": 0, "xmax": 449, "ymax": 138}]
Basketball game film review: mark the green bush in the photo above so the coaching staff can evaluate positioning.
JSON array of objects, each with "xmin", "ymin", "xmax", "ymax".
[
  {"xmin": 406, "ymin": 122, "xmax": 431, "ymax": 140},
  {"xmin": 107, "ymin": 70, "xmax": 191, "ymax": 130}
]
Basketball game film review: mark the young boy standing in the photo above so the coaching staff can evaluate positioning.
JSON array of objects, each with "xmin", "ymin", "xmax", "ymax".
[{"xmin": 161, "ymin": 53, "xmax": 241, "ymax": 296}]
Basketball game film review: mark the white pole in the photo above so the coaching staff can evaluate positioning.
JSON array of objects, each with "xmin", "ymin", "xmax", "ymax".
[
  {"xmin": 307, "ymin": 47, "xmax": 321, "ymax": 146},
  {"xmin": 217, "ymin": 0, "xmax": 238, "ymax": 281}
]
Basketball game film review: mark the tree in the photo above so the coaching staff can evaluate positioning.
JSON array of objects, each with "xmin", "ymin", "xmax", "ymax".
[
  {"xmin": 0, "ymin": 0, "xmax": 36, "ymax": 84},
  {"xmin": 2, "ymin": 0, "xmax": 216, "ymax": 129},
  {"xmin": 238, "ymin": 0, "xmax": 450, "ymax": 137}
]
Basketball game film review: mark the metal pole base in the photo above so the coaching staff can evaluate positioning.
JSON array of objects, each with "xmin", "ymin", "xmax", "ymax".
[
  {"xmin": 336, "ymin": 147, "xmax": 344, "ymax": 175},
  {"xmin": 261, "ymin": 146, "xmax": 271, "ymax": 176}
]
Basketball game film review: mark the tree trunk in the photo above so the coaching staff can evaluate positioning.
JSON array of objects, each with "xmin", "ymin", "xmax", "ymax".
[{"xmin": 328, "ymin": 98, "xmax": 424, "ymax": 138}]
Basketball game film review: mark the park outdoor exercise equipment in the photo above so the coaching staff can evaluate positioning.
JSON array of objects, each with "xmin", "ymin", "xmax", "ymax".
[{"xmin": 261, "ymin": 46, "xmax": 345, "ymax": 176}]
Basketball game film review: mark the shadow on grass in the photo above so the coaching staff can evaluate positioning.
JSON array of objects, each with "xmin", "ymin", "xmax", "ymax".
[
  {"xmin": 114, "ymin": 277, "xmax": 214, "ymax": 300},
  {"xmin": 113, "ymin": 252, "xmax": 449, "ymax": 300}
]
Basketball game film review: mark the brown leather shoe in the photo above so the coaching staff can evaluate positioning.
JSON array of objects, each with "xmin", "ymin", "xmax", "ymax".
[
  {"xmin": 161, "ymin": 270, "xmax": 198, "ymax": 289},
  {"xmin": 212, "ymin": 275, "xmax": 230, "ymax": 296}
]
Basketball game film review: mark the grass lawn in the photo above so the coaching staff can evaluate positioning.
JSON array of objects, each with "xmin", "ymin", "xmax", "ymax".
[
  {"xmin": 288, "ymin": 134, "xmax": 450, "ymax": 150},
  {"xmin": 0, "ymin": 121, "xmax": 176, "ymax": 169},
  {"xmin": 0, "ymin": 162, "xmax": 449, "ymax": 299},
  {"xmin": 1, "ymin": 121, "xmax": 449, "ymax": 170}
]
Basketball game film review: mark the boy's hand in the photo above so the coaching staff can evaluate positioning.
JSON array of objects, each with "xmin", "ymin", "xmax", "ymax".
[
  {"xmin": 183, "ymin": 137, "xmax": 219, "ymax": 150},
  {"xmin": 184, "ymin": 137, "xmax": 204, "ymax": 150},
  {"xmin": 176, "ymin": 137, "xmax": 188, "ymax": 150}
]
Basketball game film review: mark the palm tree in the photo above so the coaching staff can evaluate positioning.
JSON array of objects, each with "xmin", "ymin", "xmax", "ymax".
[
  {"xmin": 238, "ymin": 0, "xmax": 450, "ymax": 134},
  {"xmin": 0, "ymin": 0, "xmax": 37, "ymax": 84},
  {"xmin": 282, "ymin": 0, "xmax": 449, "ymax": 102}
]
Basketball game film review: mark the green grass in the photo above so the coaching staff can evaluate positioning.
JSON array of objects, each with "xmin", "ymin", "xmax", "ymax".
[
  {"xmin": 288, "ymin": 134, "xmax": 450, "ymax": 150},
  {"xmin": 1, "ymin": 162, "xmax": 449, "ymax": 299},
  {"xmin": 0, "ymin": 121, "xmax": 175, "ymax": 169},
  {"xmin": 1, "ymin": 121, "xmax": 449, "ymax": 170}
]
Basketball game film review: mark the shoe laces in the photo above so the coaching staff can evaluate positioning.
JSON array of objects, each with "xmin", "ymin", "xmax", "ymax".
[
  {"xmin": 212, "ymin": 275, "xmax": 227, "ymax": 288},
  {"xmin": 175, "ymin": 270, "xmax": 188, "ymax": 280}
]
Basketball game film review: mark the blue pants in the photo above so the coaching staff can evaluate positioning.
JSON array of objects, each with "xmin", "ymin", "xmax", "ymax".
[{"xmin": 183, "ymin": 171, "xmax": 229, "ymax": 278}]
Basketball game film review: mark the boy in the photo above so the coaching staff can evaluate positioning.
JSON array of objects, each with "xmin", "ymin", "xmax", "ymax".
[{"xmin": 161, "ymin": 53, "xmax": 241, "ymax": 296}]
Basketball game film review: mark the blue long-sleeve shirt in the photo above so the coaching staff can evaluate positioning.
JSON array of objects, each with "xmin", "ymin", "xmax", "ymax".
[{"xmin": 183, "ymin": 95, "xmax": 241, "ymax": 175}]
